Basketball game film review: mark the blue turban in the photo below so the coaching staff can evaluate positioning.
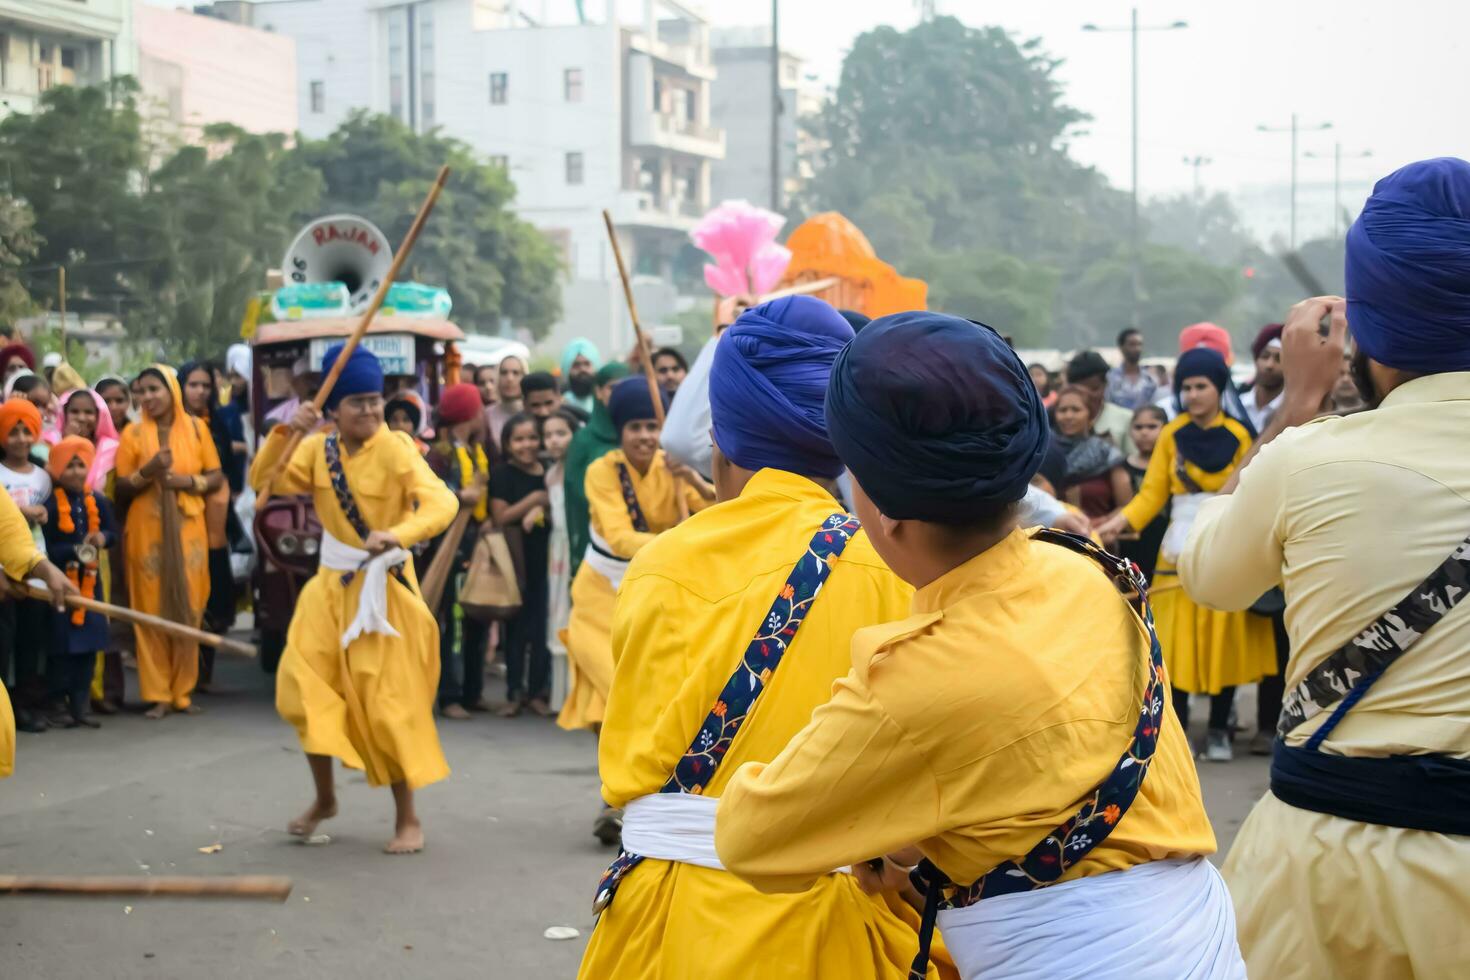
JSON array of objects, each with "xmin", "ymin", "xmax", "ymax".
[
  {"xmin": 608, "ymin": 375, "xmax": 669, "ymax": 433},
  {"xmin": 561, "ymin": 337, "xmax": 602, "ymax": 376},
  {"xmin": 710, "ymin": 296, "xmax": 853, "ymax": 480},
  {"xmin": 825, "ymin": 312, "xmax": 1049, "ymax": 523},
  {"xmin": 838, "ymin": 309, "xmax": 871, "ymax": 333},
  {"xmin": 1172, "ymin": 347, "xmax": 1231, "ymax": 400},
  {"xmin": 1346, "ymin": 157, "xmax": 1470, "ymax": 373},
  {"xmin": 321, "ymin": 343, "xmax": 383, "ymax": 411}
]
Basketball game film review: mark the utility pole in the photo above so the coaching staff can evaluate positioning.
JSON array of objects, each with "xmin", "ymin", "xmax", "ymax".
[
  {"xmin": 769, "ymin": 0, "xmax": 781, "ymax": 213},
  {"xmin": 1258, "ymin": 114, "xmax": 1332, "ymax": 250},
  {"xmin": 1082, "ymin": 10, "xmax": 1188, "ymax": 329},
  {"xmin": 1305, "ymin": 144, "xmax": 1372, "ymax": 239},
  {"xmin": 1182, "ymin": 154, "xmax": 1212, "ymax": 198}
]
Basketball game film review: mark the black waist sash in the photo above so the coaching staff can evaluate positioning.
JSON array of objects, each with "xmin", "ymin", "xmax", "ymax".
[{"xmin": 1272, "ymin": 741, "xmax": 1470, "ymax": 836}]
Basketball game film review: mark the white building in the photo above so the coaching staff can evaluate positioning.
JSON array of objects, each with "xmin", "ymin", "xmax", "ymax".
[
  {"xmin": 256, "ymin": 0, "xmax": 724, "ymax": 356},
  {"xmin": 0, "ymin": 0, "xmax": 136, "ymax": 117},
  {"xmin": 709, "ymin": 25, "xmax": 820, "ymax": 212}
]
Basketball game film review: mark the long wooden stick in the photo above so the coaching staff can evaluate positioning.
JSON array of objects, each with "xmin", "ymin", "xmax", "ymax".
[
  {"xmin": 258, "ymin": 166, "xmax": 451, "ymax": 508},
  {"xmin": 19, "ymin": 584, "xmax": 257, "ymax": 658},
  {"xmin": 0, "ymin": 875, "xmax": 291, "ymax": 901},
  {"xmin": 601, "ymin": 209, "xmax": 689, "ymax": 521}
]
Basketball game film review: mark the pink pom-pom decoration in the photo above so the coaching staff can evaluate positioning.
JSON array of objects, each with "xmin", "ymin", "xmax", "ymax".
[{"xmin": 691, "ymin": 200, "xmax": 792, "ymax": 298}]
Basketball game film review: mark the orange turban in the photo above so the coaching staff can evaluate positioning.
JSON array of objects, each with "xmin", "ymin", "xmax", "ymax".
[
  {"xmin": 47, "ymin": 435, "xmax": 96, "ymax": 481},
  {"xmin": 0, "ymin": 398, "xmax": 42, "ymax": 441}
]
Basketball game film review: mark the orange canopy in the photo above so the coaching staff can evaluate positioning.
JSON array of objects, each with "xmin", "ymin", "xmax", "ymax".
[{"xmin": 778, "ymin": 213, "xmax": 927, "ymax": 317}]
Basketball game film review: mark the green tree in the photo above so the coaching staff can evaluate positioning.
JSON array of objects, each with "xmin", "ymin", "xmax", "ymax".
[
  {"xmin": 802, "ymin": 17, "xmax": 1244, "ymax": 347},
  {"xmin": 0, "ymin": 80, "xmax": 146, "ymax": 316},
  {"xmin": 294, "ymin": 113, "xmax": 562, "ymax": 339},
  {"xmin": 128, "ymin": 125, "xmax": 323, "ymax": 359},
  {"xmin": 0, "ymin": 196, "xmax": 38, "ymax": 328}
]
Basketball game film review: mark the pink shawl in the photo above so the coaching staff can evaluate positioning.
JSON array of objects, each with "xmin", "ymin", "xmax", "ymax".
[{"xmin": 63, "ymin": 388, "xmax": 120, "ymax": 492}]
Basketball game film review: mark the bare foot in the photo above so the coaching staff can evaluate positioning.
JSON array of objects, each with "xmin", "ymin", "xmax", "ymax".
[
  {"xmin": 441, "ymin": 703, "xmax": 472, "ymax": 721},
  {"xmin": 495, "ymin": 701, "xmax": 523, "ymax": 718},
  {"xmin": 144, "ymin": 703, "xmax": 170, "ymax": 720},
  {"xmin": 384, "ymin": 819, "xmax": 424, "ymax": 855},
  {"xmin": 288, "ymin": 799, "xmax": 338, "ymax": 837},
  {"xmin": 526, "ymin": 697, "xmax": 553, "ymax": 718},
  {"xmin": 177, "ymin": 704, "xmax": 202, "ymax": 715}
]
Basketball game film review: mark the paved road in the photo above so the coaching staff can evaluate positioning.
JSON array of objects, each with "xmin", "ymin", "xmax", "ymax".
[{"xmin": 1, "ymin": 655, "xmax": 1270, "ymax": 979}]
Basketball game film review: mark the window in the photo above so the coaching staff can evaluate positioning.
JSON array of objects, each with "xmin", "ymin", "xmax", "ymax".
[
  {"xmin": 565, "ymin": 151, "xmax": 584, "ymax": 185},
  {"xmin": 564, "ymin": 67, "xmax": 582, "ymax": 102},
  {"xmin": 388, "ymin": 17, "xmax": 405, "ymax": 121},
  {"xmin": 489, "ymin": 71, "xmax": 507, "ymax": 105},
  {"xmin": 489, "ymin": 154, "xmax": 508, "ymax": 171},
  {"xmin": 309, "ymin": 80, "xmax": 324, "ymax": 113}
]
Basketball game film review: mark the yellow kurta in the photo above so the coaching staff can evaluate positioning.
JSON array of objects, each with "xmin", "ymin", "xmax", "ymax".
[
  {"xmin": 251, "ymin": 426, "xmax": 457, "ymax": 788},
  {"xmin": 0, "ymin": 483, "xmax": 46, "ymax": 778},
  {"xmin": 716, "ymin": 528, "xmax": 1217, "ymax": 894},
  {"xmin": 557, "ymin": 449, "xmax": 707, "ymax": 732},
  {"xmin": 1120, "ymin": 412, "xmax": 1275, "ymax": 694},
  {"xmin": 580, "ymin": 469, "xmax": 942, "ymax": 980},
  {"xmin": 1180, "ymin": 374, "xmax": 1470, "ymax": 978}
]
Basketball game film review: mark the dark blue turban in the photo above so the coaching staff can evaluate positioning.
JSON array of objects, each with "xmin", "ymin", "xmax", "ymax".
[
  {"xmin": 1173, "ymin": 348, "xmax": 1242, "ymax": 473},
  {"xmin": 838, "ymin": 309, "xmax": 871, "ymax": 333},
  {"xmin": 1173, "ymin": 347, "xmax": 1231, "ymax": 400},
  {"xmin": 825, "ymin": 311, "xmax": 1049, "ymax": 523},
  {"xmin": 321, "ymin": 343, "xmax": 383, "ymax": 411},
  {"xmin": 1346, "ymin": 157, "xmax": 1470, "ymax": 373},
  {"xmin": 710, "ymin": 296, "xmax": 853, "ymax": 480},
  {"xmin": 608, "ymin": 375, "xmax": 670, "ymax": 433}
]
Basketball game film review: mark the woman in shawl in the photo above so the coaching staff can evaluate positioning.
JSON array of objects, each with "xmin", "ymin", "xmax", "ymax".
[
  {"xmin": 1051, "ymin": 385, "xmax": 1133, "ymax": 518},
  {"xmin": 115, "ymin": 366, "xmax": 223, "ymax": 719},
  {"xmin": 180, "ymin": 361, "xmax": 247, "ymax": 689},
  {"xmin": 1096, "ymin": 348, "xmax": 1275, "ymax": 762},
  {"xmin": 563, "ymin": 361, "xmax": 630, "ymax": 579},
  {"xmin": 60, "ymin": 387, "xmax": 124, "ymax": 711}
]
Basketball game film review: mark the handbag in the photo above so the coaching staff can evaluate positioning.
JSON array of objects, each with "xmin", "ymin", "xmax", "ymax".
[{"xmin": 459, "ymin": 526, "xmax": 523, "ymax": 622}]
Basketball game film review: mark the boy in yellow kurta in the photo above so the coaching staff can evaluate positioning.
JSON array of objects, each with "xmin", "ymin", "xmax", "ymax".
[
  {"xmin": 715, "ymin": 313, "xmax": 1245, "ymax": 980},
  {"xmin": 1096, "ymin": 348, "xmax": 1275, "ymax": 762},
  {"xmin": 558, "ymin": 375, "xmax": 710, "ymax": 739},
  {"xmin": 0, "ymin": 482, "xmax": 79, "ymax": 778},
  {"xmin": 249, "ymin": 345, "xmax": 457, "ymax": 854},
  {"xmin": 580, "ymin": 297, "xmax": 948, "ymax": 979}
]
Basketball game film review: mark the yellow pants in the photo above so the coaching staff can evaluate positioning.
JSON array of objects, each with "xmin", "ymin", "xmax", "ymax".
[
  {"xmin": 136, "ymin": 627, "xmax": 199, "ymax": 709},
  {"xmin": 556, "ymin": 562, "xmax": 615, "ymax": 732}
]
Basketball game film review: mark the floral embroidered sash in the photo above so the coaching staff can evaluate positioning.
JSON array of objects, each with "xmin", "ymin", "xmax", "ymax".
[
  {"xmin": 591, "ymin": 513, "xmax": 862, "ymax": 913},
  {"xmin": 615, "ymin": 463, "xmax": 651, "ymax": 534},
  {"xmin": 906, "ymin": 529, "xmax": 1166, "ymax": 979}
]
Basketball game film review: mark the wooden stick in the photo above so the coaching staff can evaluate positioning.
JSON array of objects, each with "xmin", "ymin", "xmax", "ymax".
[
  {"xmin": 0, "ymin": 875, "xmax": 292, "ymax": 901},
  {"xmin": 57, "ymin": 267, "xmax": 66, "ymax": 363},
  {"xmin": 757, "ymin": 276, "xmax": 840, "ymax": 303},
  {"xmin": 258, "ymin": 165, "xmax": 451, "ymax": 508},
  {"xmin": 419, "ymin": 501, "xmax": 475, "ymax": 613},
  {"xmin": 601, "ymin": 209, "xmax": 689, "ymax": 522},
  {"xmin": 19, "ymin": 584, "xmax": 257, "ymax": 658}
]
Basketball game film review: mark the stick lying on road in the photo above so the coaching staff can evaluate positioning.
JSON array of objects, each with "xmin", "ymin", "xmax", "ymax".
[
  {"xmin": 19, "ymin": 583, "xmax": 257, "ymax": 658},
  {"xmin": 0, "ymin": 875, "xmax": 292, "ymax": 901}
]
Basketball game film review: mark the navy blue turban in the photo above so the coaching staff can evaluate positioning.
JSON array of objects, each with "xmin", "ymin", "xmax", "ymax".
[
  {"xmin": 1346, "ymin": 157, "xmax": 1470, "ymax": 373},
  {"xmin": 838, "ymin": 309, "xmax": 871, "ymax": 333},
  {"xmin": 1172, "ymin": 347, "xmax": 1242, "ymax": 473},
  {"xmin": 825, "ymin": 311, "xmax": 1049, "ymax": 523},
  {"xmin": 710, "ymin": 295, "xmax": 853, "ymax": 480},
  {"xmin": 608, "ymin": 375, "xmax": 670, "ymax": 433},
  {"xmin": 321, "ymin": 343, "xmax": 383, "ymax": 411},
  {"xmin": 1173, "ymin": 347, "xmax": 1231, "ymax": 400}
]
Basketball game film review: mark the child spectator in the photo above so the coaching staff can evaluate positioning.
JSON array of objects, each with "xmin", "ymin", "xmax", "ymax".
[
  {"xmin": 1120, "ymin": 405, "xmax": 1170, "ymax": 583},
  {"xmin": 387, "ymin": 392, "xmax": 430, "ymax": 455},
  {"xmin": 0, "ymin": 399, "xmax": 52, "ymax": 731},
  {"xmin": 540, "ymin": 409, "xmax": 579, "ymax": 708},
  {"xmin": 426, "ymin": 383, "xmax": 493, "ymax": 719},
  {"xmin": 489, "ymin": 413, "xmax": 551, "ymax": 717},
  {"xmin": 42, "ymin": 437, "xmax": 118, "ymax": 728}
]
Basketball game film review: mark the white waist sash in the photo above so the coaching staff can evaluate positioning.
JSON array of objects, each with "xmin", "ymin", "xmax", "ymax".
[
  {"xmin": 936, "ymin": 858, "xmax": 1245, "ymax": 980},
  {"xmin": 1161, "ymin": 491, "xmax": 1213, "ymax": 564},
  {"xmin": 582, "ymin": 527, "xmax": 631, "ymax": 590},
  {"xmin": 319, "ymin": 529, "xmax": 411, "ymax": 647},
  {"xmin": 622, "ymin": 794, "xmax": 852, "ymax": 876}
]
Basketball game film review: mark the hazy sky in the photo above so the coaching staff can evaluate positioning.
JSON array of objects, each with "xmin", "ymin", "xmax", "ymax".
[{"xmin": 708, "ymin": 0, "xmax": 1470, "ymax": 237}]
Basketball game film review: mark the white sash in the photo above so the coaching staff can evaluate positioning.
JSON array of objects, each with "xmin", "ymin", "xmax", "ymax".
[
  {"xmin": 1162, "ymin": 491, "xmax": 1213, "ymax": 564},
  {"xmin": 582, "ymin": 526, "xmax": 631, "ymax": 590},
  {"xmin": 936, "ymin": 858, "xmax": 1245, "ymax": 980},
  {"xmin": 319, "ymin": 529, "xmax": 410, "ymax": 647},
  {"xmin": 623, "ymin": 794, "xmax": 852, "ymax": 876}
]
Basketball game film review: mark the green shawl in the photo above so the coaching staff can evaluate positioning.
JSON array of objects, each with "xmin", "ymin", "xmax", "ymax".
[{"xmin": 564, "ymin": 398, "xmax": 621, "ymax": 577}]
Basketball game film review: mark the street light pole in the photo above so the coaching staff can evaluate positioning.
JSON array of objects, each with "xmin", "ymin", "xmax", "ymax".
[
  {"xmin": 1258, "ymin": 115, "xmax": 1332, "ymax": 250},
  {"xmin": 770, "ymin": 0, "xmax": 781, "ymax": 212},
  {"xmin": 1305, "ymin": 144, "xmax": 1372, "ymax": 239},
  {"xmin": 1082, "ymin": 10, "xmax": 1188, "ymax": 329}
]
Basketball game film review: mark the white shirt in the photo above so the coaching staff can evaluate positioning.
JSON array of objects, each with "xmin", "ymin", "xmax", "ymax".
[
  {"xmin": 1243, "ymin": 385, "xmax": 1284, "ymax": 436},
  {"xmin": 0, "ymin": 462, "xmax": 50, "ymax": 554}
]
